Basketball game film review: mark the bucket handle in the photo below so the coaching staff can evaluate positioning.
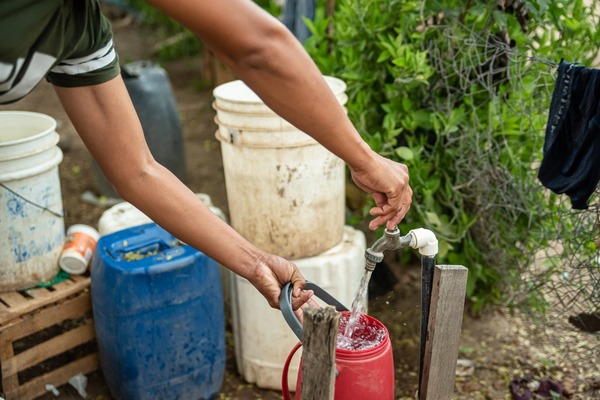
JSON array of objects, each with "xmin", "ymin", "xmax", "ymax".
[
  {"xmin": 279, "ymin": 281, "xmax": 348, "ymax": 341},
  {"xmin": 282, "ymin": 341, "xmax": 303, "ymax": 400}
]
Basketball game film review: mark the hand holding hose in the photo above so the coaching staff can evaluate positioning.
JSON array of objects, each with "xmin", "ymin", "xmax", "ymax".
[{"xmin": 349, "ymin": 152, "xmax": 412, "ymax": 230}]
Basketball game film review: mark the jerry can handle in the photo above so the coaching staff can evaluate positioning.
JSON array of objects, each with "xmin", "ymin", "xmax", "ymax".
[{"xmin": 279, "ymin": 281, "xmax": 349, "ymax": 341}]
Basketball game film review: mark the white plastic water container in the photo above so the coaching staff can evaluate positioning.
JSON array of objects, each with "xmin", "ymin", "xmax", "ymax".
[
  {"xmin": 230, "ymin": 226, "xmax": 366, "ymax": 391},
  {"xmin": 98, "ymin": 193, "xmax": 226, "ymax": 236},
  {"xmin": 213, "ymin": 76, "xmax": 348, "ymax": 259},
  {"xmin": 0, "ymin": 111, "xmax": 64, "ymax": 292},
  {"xmin": 218, "ymin": 137, "xmax": 345, "ymax": 259}
]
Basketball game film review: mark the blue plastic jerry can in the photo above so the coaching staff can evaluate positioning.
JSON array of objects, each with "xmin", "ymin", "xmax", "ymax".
[{"xmin": 91, "ymin": 223, "xmax": 225, "ymax": 400}]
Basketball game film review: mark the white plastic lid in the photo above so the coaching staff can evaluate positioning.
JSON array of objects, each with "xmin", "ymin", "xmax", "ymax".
[
  {"xmin": 59, "ymin": 249, "xmax": 88, "ymax": 275},
  {"xmin": 67, "ymin": 224, "xmax": 99, "ymax": 240}
]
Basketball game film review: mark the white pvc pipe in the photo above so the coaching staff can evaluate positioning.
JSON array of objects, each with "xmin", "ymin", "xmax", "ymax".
[{"xmin": 409, "ymin": 228, "xmax": 439, "ymax": 256}]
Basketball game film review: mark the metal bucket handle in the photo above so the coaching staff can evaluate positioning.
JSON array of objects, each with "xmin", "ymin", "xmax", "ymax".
[{"xmin": 279, "ymin": 281, "xmax": 349, "ymax": 341}]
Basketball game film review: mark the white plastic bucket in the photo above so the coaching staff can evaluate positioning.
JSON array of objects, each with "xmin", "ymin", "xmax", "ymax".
[
  {"xmin": 218, "ymin": 136, "xmax": 345, "ymax": 258},
  {"xmin": 230, "ymin": 226, "xmax": 366, "ymax": 391},
  {"xmin": 0, "ymin": 111, "xmax": 64, "ymax": 292},
  {"xmin": 213, "ymin": 76, "xmax": 348, "ymax": 258}
]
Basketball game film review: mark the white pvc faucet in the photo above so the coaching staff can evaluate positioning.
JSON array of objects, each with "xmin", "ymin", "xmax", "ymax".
[{"xmin": 408, "ymin": 228, "xmax": 439, "ymax": 256}]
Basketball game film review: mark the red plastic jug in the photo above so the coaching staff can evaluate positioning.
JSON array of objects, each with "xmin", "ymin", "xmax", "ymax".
[{"xmin": 280, "ymin": 283, "xmax": 395, "ymax": 400}]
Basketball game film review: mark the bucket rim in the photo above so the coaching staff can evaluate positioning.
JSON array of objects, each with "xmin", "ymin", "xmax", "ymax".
[
  {"xmin": 214, "ymin": 130, "xmax": 318, "ymax": 149},
  {"xmin": 212, "ymin": 101, "xmax": 278, "ymax": 116},
  {"xmin": 213, "ymin": 115, "xmax": 300, "ymax": 133},
  {"xmin": 0, "ymin": 132, "xmax": 60, "ymax": 162},
  {"xmin": 212, "ymin": 76, "xmax": 347, "ymax": 104},
  {"xmin": 0, "ymin": 111, "xmax": 57, "ymax": 145},
  {"xmin": 335, "ymin": 311, "xmax": 391, "ymax": 357},
  {"xmin": 0, "ymin": 146, "xmax": 63, "ymax": 182}
]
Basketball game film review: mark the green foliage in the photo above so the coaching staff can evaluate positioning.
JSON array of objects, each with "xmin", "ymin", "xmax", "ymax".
[
  {"xmin": 127, "ymin": 0, "xmax": 202, "ymax": 62},
  {"xmin": 253, "ymin": 0, "xmax": 283, "ymax": 16},
  {"xmin": 306, "ymin": 0, "xmax": 600, "ymax": 312},
  {"xmin": 127, "ymin": 0, "xmax": 280, "ymax": 62}
]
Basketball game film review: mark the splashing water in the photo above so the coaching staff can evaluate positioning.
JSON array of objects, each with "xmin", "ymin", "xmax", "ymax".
[
  {"xmin": 337, "ymin": 270, "xmax": 380, "ymax": 350},
  {"xmin": 344, "ymin": 270, "xmax": 372, "ymax": 336},
  {"xmin": 336, "ymin": 313, "xmax": 386, "ymax": 351}
]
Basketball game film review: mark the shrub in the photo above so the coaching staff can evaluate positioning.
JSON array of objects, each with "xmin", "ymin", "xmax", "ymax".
[{"xmin": 306, "ymin": 0, "xmax": 600, "ymax": 313}]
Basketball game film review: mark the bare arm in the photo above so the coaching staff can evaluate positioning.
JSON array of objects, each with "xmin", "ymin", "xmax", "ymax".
[
  {"xmin": 53, "ymin": 77, "xmax": 311, "ymax": 310},
  {"xmin": 145, "ymin": 0, "xmax": 412, "ymax": 228}
]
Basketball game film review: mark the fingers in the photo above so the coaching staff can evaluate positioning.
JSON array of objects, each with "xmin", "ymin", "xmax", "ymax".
[
  {"xmin": 293, "ymin": 297, "xmax": 320, "ymax": 324},
  {"xmin": 367, "ymin": 192, "xmax": 412, "ymax": 230},
  {"xmin": 291, "ymin": 289, "xmax": 314, "ymax": 310},
  {"xmin": 290, "ymin": 269, "xmax": 307, "ymax": 298}
]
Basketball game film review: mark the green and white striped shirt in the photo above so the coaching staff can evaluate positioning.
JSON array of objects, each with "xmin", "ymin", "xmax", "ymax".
[{"xmin": 0, "ymin": 0, "xmax": 120, "ymax": 104}]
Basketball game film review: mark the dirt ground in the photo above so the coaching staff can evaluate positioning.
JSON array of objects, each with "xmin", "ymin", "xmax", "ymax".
[{"xmin": 2, "ymin": 13, "xmax": 599, "ymax": 400}]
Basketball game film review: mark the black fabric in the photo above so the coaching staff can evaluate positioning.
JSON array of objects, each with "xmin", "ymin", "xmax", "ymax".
[{"xmin": 538, "ymin": 60, "xmax": 600, "ymax": 209}]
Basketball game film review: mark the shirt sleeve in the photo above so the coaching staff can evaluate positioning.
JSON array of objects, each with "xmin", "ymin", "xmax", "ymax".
[{"xmin": 46, "ymin": 1, "xmax": 120, "ymax": 87}]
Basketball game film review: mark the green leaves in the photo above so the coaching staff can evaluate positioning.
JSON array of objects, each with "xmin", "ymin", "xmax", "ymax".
[{"xmin": 306, "ymin": 0, "xmax": 600, "ymax": 313}]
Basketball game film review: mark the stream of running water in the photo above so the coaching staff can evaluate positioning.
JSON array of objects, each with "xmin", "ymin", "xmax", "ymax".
[{"xmin": 336, "ymin": 269, "xmax": 382, "ymax": 350}]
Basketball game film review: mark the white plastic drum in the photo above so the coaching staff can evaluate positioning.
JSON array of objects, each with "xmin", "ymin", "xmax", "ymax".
[
  {"xmin": 0, "ymin": 111, "xmax": 64, "ymax": 292},
  {"xmin": 213, "ymin": 76, "xmax": 349, "ymax": 258}
]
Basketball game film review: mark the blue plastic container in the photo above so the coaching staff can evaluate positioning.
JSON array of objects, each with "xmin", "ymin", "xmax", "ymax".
[{"xmin": 91, "ymin": 223, "xmax": 225, "ymax": 400}]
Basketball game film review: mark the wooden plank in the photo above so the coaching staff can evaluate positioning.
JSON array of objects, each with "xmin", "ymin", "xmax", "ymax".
[
  {"xmin": 23, "ymin": 287, "xmax": 52, "ymax": 299},
  {"xmin": 0, "ymin": 327, "xmax": 19, "ymax": 395},
  {"xmin": 7, "ymin": 353, "xmax": 99, "ymax": 400},
  {"xmin": 0, "ymin": 292, "xmax": 28, "ymax": 308},
  {"xmin": 68, "ymin": 274, "xmax": 88, "ymax": 283},
  {"xmin": 419, "ymin": 265, "xmax": 468, "ymax": 400},
  {"xmin": 301, "ymin": 306, "xmax": 338, "ymax": 400},
  {"xmin": 0, "ymin": 291, "xmax": 91, "ymax": 342},
  {"xmin": 0, "ymin": 277, "xmax": 90, "ymax": 325},
  {"xmin": 2, "ymin": 320, "xmax": 96, "ymax": 378}
]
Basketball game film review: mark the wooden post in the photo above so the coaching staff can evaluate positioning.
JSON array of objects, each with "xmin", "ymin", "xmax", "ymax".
[
  {"xmin": 419, "ymin": 265, "xmax": 468, "ymax": 400},
  {"xmin": 300, "ymin": 305, "xmax": 339, "ymax": 400},
  {"xmin": 325, "ymin": 0, "xmax": 336, "ymax": 51}
]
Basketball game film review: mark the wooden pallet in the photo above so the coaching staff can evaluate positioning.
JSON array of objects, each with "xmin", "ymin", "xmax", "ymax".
[{"xmin": 0, "ymin": 275, "xmax": 99, "ymax": 400}]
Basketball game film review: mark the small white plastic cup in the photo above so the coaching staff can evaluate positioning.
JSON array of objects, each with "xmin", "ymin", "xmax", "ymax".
[{"xmin": 59, "ymin": 224, "xmax": 100, "ymax": 274}]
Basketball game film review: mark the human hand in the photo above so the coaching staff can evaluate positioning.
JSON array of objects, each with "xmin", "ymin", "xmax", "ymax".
[
  {"xmin": 248, "ymin": 253, "xmax": 313, "ymax": 311},
  {"xmin": 349, "ymin": 152, "xmax": 413, "ymax": 230}
]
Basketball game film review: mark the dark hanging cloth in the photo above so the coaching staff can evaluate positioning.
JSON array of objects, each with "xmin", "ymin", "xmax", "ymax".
[
  {"xmin": 538, "ymin": 60, "xmax": 600, "ymax": 209},
  {"xmin": 282, "ymin": 0, "xmax": 316, "ymax": 44}
]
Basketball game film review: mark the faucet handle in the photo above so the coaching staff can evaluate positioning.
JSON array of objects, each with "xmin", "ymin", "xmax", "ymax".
[{"xmin": 384, "ymin": 226, "xmax": 400, "ymax": 236}]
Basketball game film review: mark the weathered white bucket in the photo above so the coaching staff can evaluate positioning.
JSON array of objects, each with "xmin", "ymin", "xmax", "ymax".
[
  {"xmin": 230, "ymin": 226, "xmax": 366, "ymax": 391},
  {"xmin": 218, "ymin": 135, "xmax": 345, "ymax": 258},
  {"xmin": 0, "ymin": 111, "xmax": 65, "ymax": 292},
  {"xmin": 213, "ymin": 76, "xmax": 348, "ymax": 258}
]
